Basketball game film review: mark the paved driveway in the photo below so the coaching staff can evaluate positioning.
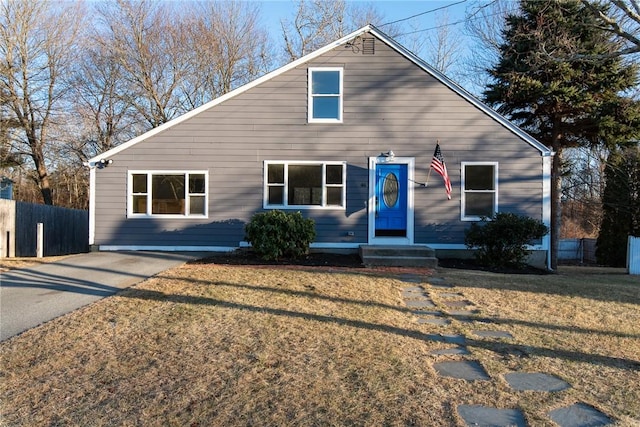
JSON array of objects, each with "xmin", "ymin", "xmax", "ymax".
[{"xmin": 0, "ymin": 251, "xmax": 208, "ymax": 341}]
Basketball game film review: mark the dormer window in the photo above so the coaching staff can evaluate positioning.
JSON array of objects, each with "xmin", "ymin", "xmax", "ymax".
[{"xmin": 308, "ymin": 67, "xmax": 343, "ymax": 123}]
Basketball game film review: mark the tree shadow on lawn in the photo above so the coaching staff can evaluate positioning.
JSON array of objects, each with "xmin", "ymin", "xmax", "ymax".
[
  {"xmin": 451, "ymin": 314, "xmax": 640, "ymax": 340},
  {"xmin": 191, "ymin": 251, "xmax": 638, "ymax": 305},
  {"xmin": 444, "ymin": 268, "xmax": 640, "ymax": 305},
  {"xmin": 120, "ymin": 285, "xmax": 640, "ymax": 372}
]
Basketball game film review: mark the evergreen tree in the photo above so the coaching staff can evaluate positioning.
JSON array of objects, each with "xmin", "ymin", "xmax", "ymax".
[
  {"xmin": 484, "ymin": 0, "xmax": 640, "ymax": 269},
  {"xmin": 597, "ymin": 146, "xmax": 640, "ymax": 266}
]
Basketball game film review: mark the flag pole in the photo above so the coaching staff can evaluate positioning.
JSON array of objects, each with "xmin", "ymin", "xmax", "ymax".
[{"xmin": 425, "ymin": 139, "xmax": 440, "ymax": 187}]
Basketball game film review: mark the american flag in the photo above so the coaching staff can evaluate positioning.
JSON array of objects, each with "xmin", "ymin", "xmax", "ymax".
[{"xmin": 431, "ymin": 143, "xmax": 452, "ymax": 200}]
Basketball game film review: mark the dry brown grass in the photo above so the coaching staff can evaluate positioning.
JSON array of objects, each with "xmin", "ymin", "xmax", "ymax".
[
  {"xmin": 0, "ymin": 256, "xmax": 70, "ymax": 272},
  {"xmin": 1, "ymin": 264, "xmax": 638, "ymax": 426}
]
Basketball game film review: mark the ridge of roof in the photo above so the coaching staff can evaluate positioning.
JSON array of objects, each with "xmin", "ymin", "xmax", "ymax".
[{"xmin": 89, "ymin": 24, "xmax": 549, "ymax": 165}]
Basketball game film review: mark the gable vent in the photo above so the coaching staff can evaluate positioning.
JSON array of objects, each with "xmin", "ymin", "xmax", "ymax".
[{"xmin": 362, "ymin": 38, "xmax": 375, "ymax": 55}]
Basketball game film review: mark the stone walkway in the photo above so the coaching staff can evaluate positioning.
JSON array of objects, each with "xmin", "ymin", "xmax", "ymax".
[{"xmin": 397, "ymin": 273, "xmax": 613, "ymax": 427}]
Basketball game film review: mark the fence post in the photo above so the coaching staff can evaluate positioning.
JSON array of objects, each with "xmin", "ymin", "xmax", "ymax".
[
  {"xmin": 36, "ymin": 222, "xmax": 44, "ymax": 258},
  {"xmin": 628, "ymin": 236, "xmax": 640, "ymax": 275}
]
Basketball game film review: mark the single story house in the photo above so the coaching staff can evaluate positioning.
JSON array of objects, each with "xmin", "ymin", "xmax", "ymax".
[{"xmin": 88, "ymin": 25, "xmax": 552, "ymax": 267}]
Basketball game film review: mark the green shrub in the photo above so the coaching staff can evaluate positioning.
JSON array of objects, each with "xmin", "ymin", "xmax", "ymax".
[
  {"xmin": 464, "ymin": 212, "xmax": 549, "ymax": 268},
  {"xmin": 245, "ymin": 210, "xmax": 316, "ymax": 261}
]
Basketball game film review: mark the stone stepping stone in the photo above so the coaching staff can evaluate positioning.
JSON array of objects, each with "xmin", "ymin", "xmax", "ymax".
[
  {"xmin": 449, "ymin": 310, "xmax": 479, "ymax": 317},
  {"xmin": 398, "ymin": 274, "xmax": 423, "ymax": 283},
  {"xmin": 412, "ymin": 310, "xmax": 443, "ymax": 316},
  {"xmin": 548, "ymin": 402, "xmax": 612, "ymax": 427},
  {"xmin": 441, "ymin": 334, "xmax": 466, "ymax": 345},
  {"xmin": 406, "ymin": 299, "xmax": 436, "ymax": 309},
  {"xmin": 434, "ymin": 360, "xmax": 490, "ymax": 380},
  {"xmin": 504, "ymin": 372, "xmax": 570, "ymax": 392},
  {"xmin": 418, "ymin": 317, "xmax": 451, "ymax": 326},
  {"xmin": 430, "ymin": 283, "xmax": 454, "ymax": 289},
  {"xmin": 428, "ymin": 278, "xmax": 454, "ymax": 288},
  {"xmin": 402, "ymin": 290, "xmax": 428, "ymax": 296},
  {"xmin": 402, "ymin": 292, "xmax": 429, "ymax": 300},
  {"xmin": 401, "ymin": 286, "xmax": 424, "ymax": 292},
  {"xmin": 458, "ymin": 405, "xmax": 527, "ymax": 427},
  {"xmin": 473, "ymin": 330, "xmax": 514, "ymax": 339},
  {"xmin": 439, "ymin": 292, "xmax": 463, "ymax": 298},
  {"xmin": 430, "ymin": 346, "xmax": 470, "ymax": 355},
  {"xmin": 443, "ymin": 300, "xmax": 474, "ymax": 308}
]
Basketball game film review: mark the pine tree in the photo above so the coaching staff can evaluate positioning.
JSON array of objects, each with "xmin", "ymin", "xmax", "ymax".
[
  {"xmin": 597, "ymin": 146, "xmax": 640, "ymax": 266},
  {"xmin": 484, "ymin": 0, "xmax": 640, "ymax": 269}
]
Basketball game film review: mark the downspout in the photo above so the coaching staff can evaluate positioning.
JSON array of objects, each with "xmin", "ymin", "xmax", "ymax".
[
  {"xmin": 86, "ymin": 162, "xmax": 96, "ymax": 249},
  {"xmin": 542, "ymin": 152, "xmax": 553, "ymax": 270}
]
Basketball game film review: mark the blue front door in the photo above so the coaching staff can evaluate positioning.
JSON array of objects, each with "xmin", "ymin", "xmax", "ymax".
[{"xmin": 375, "ymin": 163, "xmax": 408, "ymax": 237}]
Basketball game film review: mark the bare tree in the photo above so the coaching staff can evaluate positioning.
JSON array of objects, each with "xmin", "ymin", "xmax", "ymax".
[
  {"xmin": 0, "ymin": 0, "xmax": 83, "ymax": 205},
  {"xmin": 581, "ymin": 0, "xmax": 640, "ymax": 57},
  {"xmin": 93, "ymin": 0, "xmax": 192, "ymax": 128},
  {"xmin": 463, "ymin": 0, "xmax": 517, "ymax": 94},
  {"xmin": 1, "ymin": 92, "xmax": 24, "ymax": 168},
  {"xmin": 281, "ymin": 0, "xmax": 346, "ymax": 61},
  {"xmin": 182, "ymin": 1, "xmax": 271, "ymax": 109},
  {"xmin": 67, "ymin": 38, "xmax": 140, "ymax": 162},
  {"xmin": 421, "ymin": 10, "xmax": 463, "ymax": 77},
  {"xmin": 281, "ymin": 0, "xmax": 385, "ymax": 61},
  {"xmin": 562, "ymin": 146, "xmax": 608, "ymax": 237},
  {"xmin": 347, "ymin": 2, "xmax": 388, "ymax": 30}
]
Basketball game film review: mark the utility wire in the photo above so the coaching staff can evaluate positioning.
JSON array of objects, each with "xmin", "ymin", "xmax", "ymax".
[
  {"xmin": 395, "ymin": 9, "xmax": 505, "ymax": 37},
  {"xmin": 379, "ymin": 0, "xmax": 468, "ymax": 27},
  {"xmin": 381, "ymin": 0, "xmax": 504, "ymax": 37}
]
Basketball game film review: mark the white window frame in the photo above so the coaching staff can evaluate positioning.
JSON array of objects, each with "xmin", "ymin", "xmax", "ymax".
[
  {"xmin": 308, "ymin": 67, "xmax": 343, "ymax": 123},
  {"xmin": 263, "ymin": 161, "xmax": 347, "ymax": 210},
  {"xmin": 461, "ymin": 162, "xmax": 498, "ymax": 221},
  {"xmin": 127, "ymin": 170, "xmax": 208, "ymax": 218}
]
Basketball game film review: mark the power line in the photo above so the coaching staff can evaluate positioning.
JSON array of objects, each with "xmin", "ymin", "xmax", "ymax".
[
  {"xmin": 395, "ymin": 9, "xmax": 505, "ymax": 37},
  {"xmin": 379, "ymin": 0, "xmax": 468, "ymax": 27}
]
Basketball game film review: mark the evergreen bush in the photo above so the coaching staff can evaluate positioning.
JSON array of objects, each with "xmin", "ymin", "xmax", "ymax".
[
  {"xmin": 464, "ymin": 212, "xmax": 549, "ymax": 268},
  {"xmin": 245, "ymin": 210, "xmax": 316, "ymax": 261},
  {"xmin": 597, "ymin": 146, "xmax": 640, "ymax": 267}
]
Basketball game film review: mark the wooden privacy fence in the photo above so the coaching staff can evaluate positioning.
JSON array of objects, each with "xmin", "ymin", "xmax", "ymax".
[{"xmin": 0, "ymin": 200, "xmax": 88, "ymax": 257}]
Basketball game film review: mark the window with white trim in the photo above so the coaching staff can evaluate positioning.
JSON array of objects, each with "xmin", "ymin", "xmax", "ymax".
[
  {"xmin": 128, "ymin": 171, "xmax": 207, "ymax": 217},
  {"xmin": 308, "ymin": 67, "xmax": 343, "ymax": 122},
  {"xmin": 461, "ymin": 162, "xmax": 498, "ymax": 221},
  {"xmin": 264, "ymin": 161, "xmax": 346, "ymax": 209}
]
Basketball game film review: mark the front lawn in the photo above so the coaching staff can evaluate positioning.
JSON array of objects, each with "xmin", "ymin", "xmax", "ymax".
[{"xmin": 1, "ymin": 263, "xmax": 638, "ymax": 426}]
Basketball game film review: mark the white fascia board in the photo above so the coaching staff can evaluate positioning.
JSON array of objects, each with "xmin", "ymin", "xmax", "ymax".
[
  {"xmin": 542, "ymin": 155, "xmax": 552, "ymax": 267},
  {"xmin": 88, "ymin": 26, "xmax": 374, "ymax": 166},
  {"xmin": 368, "ymin": 26, "xmax": 551, "ymax": 157},
  {"xmin": 88, "ymin": 167, "xmax": 96, "ymax": 245}
]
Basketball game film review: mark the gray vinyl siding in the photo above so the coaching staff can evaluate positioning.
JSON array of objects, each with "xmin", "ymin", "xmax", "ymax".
[{"xmin": 93, "ymin": 34, "xmax": 544, "ymax": 248}]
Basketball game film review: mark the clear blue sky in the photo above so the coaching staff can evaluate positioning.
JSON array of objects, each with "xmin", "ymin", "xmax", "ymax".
[{"xmin": 258, "ymin": 0, "xmax": 470, "ymax": 31}]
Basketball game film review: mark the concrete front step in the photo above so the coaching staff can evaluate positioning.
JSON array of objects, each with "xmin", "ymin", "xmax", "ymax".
[{"xmin": 359, "ymin": 245, "xmax": 438, "ymax": 268}]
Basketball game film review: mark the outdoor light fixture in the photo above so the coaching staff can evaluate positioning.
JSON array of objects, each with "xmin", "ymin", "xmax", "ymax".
[
  {"xmin": 97, "ymin": 158, "xmax": 113, "ymax": 169},
  {"xmin": 378, "ymin": 150, "xmax": 395, "ymax": 162}
]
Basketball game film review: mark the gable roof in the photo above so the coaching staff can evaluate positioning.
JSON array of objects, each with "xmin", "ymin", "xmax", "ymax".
[{"xmin": 88, "ymin": 25, "xmax": 551, "ymax": 165}]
